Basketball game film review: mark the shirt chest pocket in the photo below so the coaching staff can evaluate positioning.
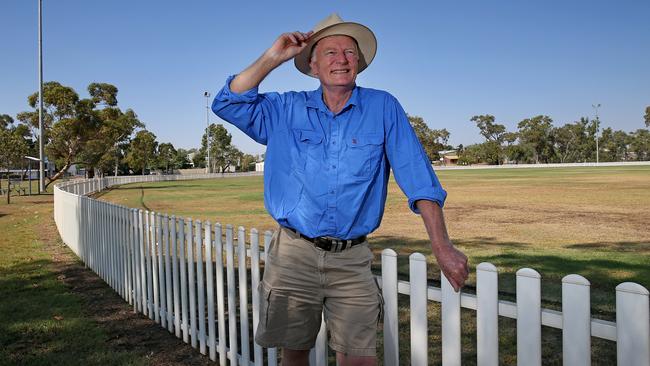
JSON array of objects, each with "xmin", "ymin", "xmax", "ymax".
[
  {"xmin": 345, "ymin": 134, "xmax": 385, "ymax": 179},
  {"xmin": 293, "ymin": 129, "xmax": 324, "ymax": 173}
]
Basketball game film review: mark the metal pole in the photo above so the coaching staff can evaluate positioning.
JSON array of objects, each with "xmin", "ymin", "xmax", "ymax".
[
  {"xmin": 38, "ymin": 0, "xmax": 45, "ymax": 193},
  {"xmin": 592, "ymin": 104, "xmax": 601, "ymax": 164},
  {"xmin": 204, "ymin": 92, "xmax": 211, "ymax": 174}
]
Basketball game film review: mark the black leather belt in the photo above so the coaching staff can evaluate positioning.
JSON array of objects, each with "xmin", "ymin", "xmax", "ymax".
[{"xmin": 284, "ymin": 227, "xmax": 366, "ymax": 252}]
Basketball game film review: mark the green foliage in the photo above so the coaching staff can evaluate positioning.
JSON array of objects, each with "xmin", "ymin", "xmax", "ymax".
[
  {"xmin": 517, "ymin": 115, "xmax": 555, "ymax": 163},
  {"xmin": 157, "ymin": 142, "xmax": 177, "ymax": 173},
  {"xmin": 408, "ymin": 115, "xmax": 450, "ymax": 162},
  {"xmin": 200, "ymin": 123, "xmax": 241, "ymax": 172},
  {"xmin": 469, "ymin": 115, "xmax": 509, "ymax": 164},
  {"xmin": 630, "ymin": 129, "xmax": 650, "ymax": 161},
  {"xmin": 645, "ymin": 106, "xmax": 650, "ymax": 128},
  {"xmin": 125, "ymin": 130, "xmax": 158, "ymax": 174}
]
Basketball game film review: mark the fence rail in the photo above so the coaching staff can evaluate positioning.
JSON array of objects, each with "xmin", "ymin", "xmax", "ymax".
[{"xmin": 53, "ymin": 174, "xmax": 650, "ymax": 365}]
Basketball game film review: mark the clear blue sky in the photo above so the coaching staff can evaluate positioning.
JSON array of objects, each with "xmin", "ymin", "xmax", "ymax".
[{"xmin": 2, "ymin": 0, "xmax": 649, "ymax": 155}]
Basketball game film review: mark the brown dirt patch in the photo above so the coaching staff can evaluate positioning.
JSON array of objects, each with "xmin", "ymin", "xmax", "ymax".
[{"xmin": 37, "ymin": 196, "xmax": 214, "ymax": 366}]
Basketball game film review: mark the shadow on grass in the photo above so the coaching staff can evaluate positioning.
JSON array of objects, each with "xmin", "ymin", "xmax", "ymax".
[
  {"xmin": 0, "ymin": 259, "xmax": 143, "ymax": 365},
  {"xmin": 565, "ymin": 241, "xmax": 650, "ymax": 253}
]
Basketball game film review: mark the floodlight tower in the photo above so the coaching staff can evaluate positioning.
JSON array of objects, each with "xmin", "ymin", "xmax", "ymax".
[
  {"xmin": 38, "ymin": 0, "xmax": 45, "ymax": 192},
  {"xmin": 204, "ymin": 92, "xmax": 211, "ymax": 173},
  {"xmin": 592, "ymin": 103, "xmax": 601, "ymax": 164}
]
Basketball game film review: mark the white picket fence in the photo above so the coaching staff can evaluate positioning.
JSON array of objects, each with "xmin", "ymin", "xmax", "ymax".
[{"xmin": 53, "ymin": 174, "xmax": 650, "ymax": 365}]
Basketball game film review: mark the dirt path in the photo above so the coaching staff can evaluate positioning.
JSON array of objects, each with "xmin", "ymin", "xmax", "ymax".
[{"xmin": 37, "ymin": 196, "xmax": 214, "ymax": 366}]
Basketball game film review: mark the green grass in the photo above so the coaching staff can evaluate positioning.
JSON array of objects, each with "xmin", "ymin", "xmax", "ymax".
[{"xmin": 0, "ymin": 194, "xmax": 147, "ymax": 366}]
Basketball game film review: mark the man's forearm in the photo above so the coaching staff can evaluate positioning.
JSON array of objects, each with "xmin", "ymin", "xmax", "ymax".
[
  {"xmin": 416, "ymin": 200, "xmax": 451, "ymax": 253},
  {"xmin": 229, "ymin": 52, "xmax": 281, "ymax": 93},
  {"xmin": 416, "ymin": 199, "xmax": 469, "ymax": 291}
]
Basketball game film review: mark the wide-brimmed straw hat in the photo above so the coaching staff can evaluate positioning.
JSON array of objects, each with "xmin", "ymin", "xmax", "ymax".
[{"xmin": 294, "ymin": 13, "xmax": 377, "ymax": 77}]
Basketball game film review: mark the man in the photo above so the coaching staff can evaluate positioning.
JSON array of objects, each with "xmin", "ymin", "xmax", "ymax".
[{"xmin": 212, "ymin": 14, "xmax": 468, "ymax": 366}]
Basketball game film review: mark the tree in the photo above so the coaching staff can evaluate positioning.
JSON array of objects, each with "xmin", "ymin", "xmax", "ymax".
[
  {"xmin": 157, "ymin": 142, "xmax": 177, "ymax": 173},
  {"xmin": 408, "ymin": 115, "xmax": 450, "ymax": 162},
  {"xmin": 470, "ymin": 115, "xmax": 508, "ymax": 164},
  {"xmin": 630, "ymin": 129, "xmax": 650, "ymax": 161},
  {"xmin": 125, "ymin": 130, "xmax": 158, "ymax": 174},
  {"xmin": 16, "ymin": 81, "xmax": 139, "ymax": 187},
  {"xmin": 200, "ymin": 124, "xmax": 241, "ymax": 173},
  {"xmin": 645, "ymin": 106, "xmax": 650, "ymax": 128},
  {"xmin": 174, "ymin": 148, "xmax": 194, "ymax": 169},
  {"xmin": 517, "ymin": 115, "xmax": 555, "ymax": 163},
  {"xmin": 0, "ymin": 127, "xmax": 30, "ymax": 193},
  {"xmin": 239, "ymin": 153, "xmax": 258, "ymax": 172},
  {"xmin": 78, "ymin": 84, "xmax": 143, "ymax": 177}
]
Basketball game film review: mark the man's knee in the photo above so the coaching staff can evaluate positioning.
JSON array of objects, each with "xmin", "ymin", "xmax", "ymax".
[
  {"xmin": 336, "ymin": 352, "xmax": 377, "ymax": 366},
  {"xmin": 281, "ymin": 348, "xmax": 310, "ymax": 366}
]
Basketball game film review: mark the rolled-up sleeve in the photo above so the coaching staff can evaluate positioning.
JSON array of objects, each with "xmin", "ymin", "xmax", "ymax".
[
  {"xmin": 211, "ymin": 75, "xmax": 286, "ymax": 145},
  {"xmin": 383, "ymin": 94, "xmax": 447, "ymax": 213}
]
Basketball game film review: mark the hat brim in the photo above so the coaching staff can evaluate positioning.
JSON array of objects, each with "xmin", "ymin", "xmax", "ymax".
[{"xmin": 294, "ymin": 22, "xmax": 377, "ymax": 78}]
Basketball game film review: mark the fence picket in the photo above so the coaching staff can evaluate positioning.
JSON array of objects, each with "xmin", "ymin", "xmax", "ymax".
[
  {"xmin": 215, "ymin": 223, "xmax": 228, "ymax": 366},
  {"xmin": 205, "ymin": 221, "xmax": 216, "ymax": 361},
  {"xmin": 562, "ymin": 274, "xmax": 590, "ymax": 366},
  {"xmin": 382, "ymin": 249, "xmax": 399, "ymax": 366},
  {"xmin": 179, "ymin": 217, "xmax": 189, "ymax": 343},
  {"xmin": 477, "ymin": 262, "xmax": 499, "ymax": 366},
  {"xmin": 264, "ymin": 231, "xmax": 278, "ymax": 366},
  {"xmin": 138, "ymin": 210, "xmax": 147, "ymax": 315},
  {"xmin": 250, "ymin": 229, "xmax": 263, "ymax": 366},
  {"xmin": 410, "ymin": 253, "xmax": 428, "ymax": 366},
  {"xmin": 152, "ymin": 212, "xmax": 160, "ymax": 324},
  {"xmin": 516, "ymin": 268, "xmax": 541, "ymax": 366},
  {"xmin": 226, "ymin": 225, "xmax": 238, "ymax": 366},
  {"xmin": 238, "ymin": 227, "xmax": 250, "ymax": 366},
  {"xmin": 171, "ymin": 215, "xmax": 180, "ymax": 337},
  {"xmin": 442, "ymin": 271, "xmax": 461, "ymax": 366},
  {"xmin": 196, "ymin": 220, "xmax": 207, "ymax": 355},
  {"xmin": 157, "ymin": 213, "xmax": 166, "ymax": 328},
  {"xmin": 187, "ymin": 218, "xmax": 197, "ymax": 348},
  {"xmin": 164, "ymin": 214, "xmax": 173, "ymax": 332},
  {"xmin": 616, "ymin": 282, "xmax": 650, "ymax": 365}
]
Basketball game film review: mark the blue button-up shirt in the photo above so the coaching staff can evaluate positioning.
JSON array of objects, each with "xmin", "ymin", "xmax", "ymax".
[{"xmin": 212, "ymin": 75, "xmax": 447, "ymax": 240}]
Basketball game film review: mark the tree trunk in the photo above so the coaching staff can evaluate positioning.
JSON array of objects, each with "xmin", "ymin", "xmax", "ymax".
[{"xmin": 44, "ymin": 161, "xmax": 72, "ymax": 191}]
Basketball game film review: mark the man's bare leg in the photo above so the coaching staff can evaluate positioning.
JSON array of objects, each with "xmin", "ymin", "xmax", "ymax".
[
  {"xmin": 336, "ymin": 352, "xmax": 377, "ymax": 366},
  {"xmin": 281, "ymin": 349, "xmax": 310, "ymax": 366}
]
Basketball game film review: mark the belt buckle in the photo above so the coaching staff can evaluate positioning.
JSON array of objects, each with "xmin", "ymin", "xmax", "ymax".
[{"xmin": 325, "ymin": 237, "xmax": 344, "ymax": 252}]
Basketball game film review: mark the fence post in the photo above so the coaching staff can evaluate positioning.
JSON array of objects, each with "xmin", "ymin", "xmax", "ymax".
[
  {"xmin": 516, "ymin": 268, "xmax": 541, "ymax": 366},
  {"xmin": 382, "ymin": 249, "xmax": 399, "ymax": 366},
  {"xmin": 562, "ymin": 274, "xmax": 590, "ymax": 366},
  {"xmin": 151, "ymin": 212, "xmax": 160, "ymax": 324},
  {"xmin": 477, "ymin": 262, "xmax": 498, "ymax": 366},
  {"xmin": 616, "ymin": 282, "xmax": 650, "ymax": 365},
  {"xmin": 238, "ymin": 226, "xmax": 250, "ymax": 366},
  {"xmin": 410, "ymin": 253, "xmax": 428, "ymax": 366}
]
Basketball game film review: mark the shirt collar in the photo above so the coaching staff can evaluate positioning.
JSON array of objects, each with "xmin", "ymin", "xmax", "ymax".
[{"xmin": 306, "ymin": 85, "xmax": 361, "ymax": 115}]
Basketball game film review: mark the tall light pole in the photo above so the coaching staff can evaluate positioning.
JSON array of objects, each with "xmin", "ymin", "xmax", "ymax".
[
  {"xmin": 38, "ymin": 0, "xmax": 45, "ymax": 192},
  {"xmin": 592, "ymin": 103, "xmax": 601, "ymax": 164},
  {"xmin": 204, "ymin": 92, "xmax": 211, "ymax": 173}
]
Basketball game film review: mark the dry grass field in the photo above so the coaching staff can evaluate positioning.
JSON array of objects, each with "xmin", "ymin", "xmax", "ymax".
[
  {"xmin": 95, "ymin": 165, "xmax": 650, "ymax": 364},
  {"xmin": 95, "ymin": 166, "xmax": 650, "ymax": 318}
]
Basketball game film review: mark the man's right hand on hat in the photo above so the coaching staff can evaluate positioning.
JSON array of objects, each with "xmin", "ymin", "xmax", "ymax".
[{"xmin": 265, "ymin": 31, "xmax": 313, "ymax": 64}]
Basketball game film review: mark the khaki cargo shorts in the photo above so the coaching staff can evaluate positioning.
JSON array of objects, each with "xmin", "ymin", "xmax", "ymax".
[{"xmin": 255, "ymin": 227, "xmax": 382, "ymax": 357}]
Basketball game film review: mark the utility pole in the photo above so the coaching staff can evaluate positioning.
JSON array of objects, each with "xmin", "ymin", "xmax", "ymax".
[
  {"xmin": 38, "ymin": 0, "xmax": 45, "ymax": 192},
  {"xmin": 592, "ymin": 103, "xmax": 601, "ymax": 164},
  {"xmin": 204, "ymin": 92, "xmax": 211, "ymax": 173}
]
